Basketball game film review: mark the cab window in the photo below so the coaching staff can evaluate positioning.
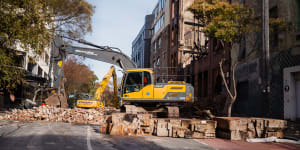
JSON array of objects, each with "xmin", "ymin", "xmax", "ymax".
[
  {"xmin": 124, "ymin": 72, "xmax": 143, "ymax": 93},
  {"xmin": 143, "ymin": 71, "xmax": 152, "ymax": 86}
]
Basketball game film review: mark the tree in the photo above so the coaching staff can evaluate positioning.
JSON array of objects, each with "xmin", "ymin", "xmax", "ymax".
[
  {"xmin": 46, "ymin": 0, "xmax": 94, "ymax": 38},
  {"xmin": 0, "ymin": 0, "xmax": 94, "ymax": 91},
  {"xmin": 0, "ymin": 0, "xmax": 52, "ymax": 90},
  {"xmin": 188, "ymin": 0, "xmax": 289, "ymax": 116},
  {"xmin": 63, "ymin": 56, "xmax": 98, "ymax": 97}
]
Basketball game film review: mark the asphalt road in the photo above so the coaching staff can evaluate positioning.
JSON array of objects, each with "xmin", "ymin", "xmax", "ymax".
[{"xmin": 0, "ymin": 121, "xmax": 214, "ymax": 150}]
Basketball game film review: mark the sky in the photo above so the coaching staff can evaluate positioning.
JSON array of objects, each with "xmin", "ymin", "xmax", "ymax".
[{"xmin": 83, "ymin": 0, "xmax": 157, "ymax": 81}]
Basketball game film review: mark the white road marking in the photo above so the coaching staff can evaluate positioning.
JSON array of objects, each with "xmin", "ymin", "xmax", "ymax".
[
  {"xmin": 47, "ymin": 123, "xmax": 58, "ymax": 135},
  {"xmin": 193, "ymin": 139, "xmax": 208, "ymax": 146},
  {"xmin": 87, "ymin": 126, "xmax": 94, "ymax": 150}
]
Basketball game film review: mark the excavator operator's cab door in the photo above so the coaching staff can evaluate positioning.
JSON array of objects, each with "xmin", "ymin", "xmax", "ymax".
[
  {"xmin": 121, "ymin": 71, "xmax": 153, "ymax": 100},
  {"xmin": 122, "ymin": 72, "xmax": 143, "ymax": 99},
  {"xmin": 141, "ymin": 71, "xmax": 153, "ymax": 99}
]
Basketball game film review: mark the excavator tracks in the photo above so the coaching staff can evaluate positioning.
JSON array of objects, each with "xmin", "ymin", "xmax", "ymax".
[{"xmin": 123, "ymin": 104, "xmax": 180, "ymax": 118}]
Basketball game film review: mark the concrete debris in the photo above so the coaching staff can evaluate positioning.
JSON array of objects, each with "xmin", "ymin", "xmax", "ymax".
[
  {"xmin": 215, "ymin": 117, "xmax": 287, "ymax": 140},
  {"xmin": 1, "ymin": 106, "xmax": 217, "ymax": 139},
  {"xmin": 246, "ymin": 136, "xmax": 300, "ymax": 144},
  {"xmin": 3, "ymin": 107, "xmax": 287, "ymax": 141},
  {"xmin": 0, "ymin": 106, "xmax": 117, "ymax": 125},
  {"xmin": 45, "ymin": 94, "xmax": 68, "ymax": 108},
  {"xmin": 153, "ymin": 118, "xmax": 216, "ymax": 139},
  {"xmin": 101, "ymin": 113, "xmax": 154, "ymax": 136},
  {"xmin": 99, "ymin": 114, "xmax": 217, "ymax": 139}
]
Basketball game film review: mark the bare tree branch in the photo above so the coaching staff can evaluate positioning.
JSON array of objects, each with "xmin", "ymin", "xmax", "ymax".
[{"xmin": 219, "ymin": 59, "xmax": 234, "ymax": 100}]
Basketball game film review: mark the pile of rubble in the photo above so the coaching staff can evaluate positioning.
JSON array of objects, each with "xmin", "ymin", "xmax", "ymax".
[
  {"xmin": 99, "ymin": 113, "xmax": 217, "ymax": 139},
  {"xmin": 154, "ymin": 118, "xmax": 216, "ymax": 138},
  {"xmin": 0, "ymin": 106, "xmax": 117, "ymax": 125},
  {"xmin": 0, "ymin": 107, "xmax": 288, "ymax": 140},
  {"xmin": 215, "ymin": 117, "xmax": 287, "ymax": 140}
]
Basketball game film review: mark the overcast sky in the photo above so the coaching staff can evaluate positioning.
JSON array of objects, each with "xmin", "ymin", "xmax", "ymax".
[{"xmin": 84, "ymin": 0, "xmax": 157, "ymax": 81}]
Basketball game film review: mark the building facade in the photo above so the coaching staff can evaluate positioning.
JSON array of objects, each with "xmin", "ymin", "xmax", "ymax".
[
  {"xmin": 0, "ymin": 42, "xmax": 56, "ymax": 108},
  {"xmin": 144, "ymin": 0, "xmax": 229, "ymax": 111},
  {"xmin": 132, "ymin": 14, "xmax": 154, "ymax": 68},
  {"xmin": 150, "ymin": 0, "xmax": 171, "ymax": 82},
  {"xmin": 168, "ymin": 0, "xmax": 231, "ymax": 113},
  {"xmin": 230, "ymin": 0, "xmax": 300, "ymax": 119},
  {"xmin": 133, "ymin": 0, "xmax": 300, "ymax": 119},
  {"xmin": 165, "ymin": 0, "xmax": 300, "ymax": 119}
]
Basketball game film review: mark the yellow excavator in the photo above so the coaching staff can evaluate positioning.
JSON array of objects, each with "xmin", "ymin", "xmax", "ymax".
[
  {"xmin": 55, "ymin": 36, "xmax": 194, "ymax": 117},
  {"xmin": 76, "ymin": 93, "xmax": 103, "ymax": 108},
  {"xmin": 76, "ymin": 66, "xmax": 117, "ymax": 109},
  {"xmin": 93, "ymin": 66, "xmax": 117, "ymax": 107}
]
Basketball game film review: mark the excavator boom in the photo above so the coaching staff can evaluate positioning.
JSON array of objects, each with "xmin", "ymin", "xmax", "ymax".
[
  {"xmin": 54, "ymin": 37, "xmax": 136, "ymax": 70},
  {"xmin": 94, "ymin": 66, "xmax": 118, "ymax": 108}
]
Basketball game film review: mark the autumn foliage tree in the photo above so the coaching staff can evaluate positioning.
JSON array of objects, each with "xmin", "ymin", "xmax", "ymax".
[
  {"xmin": 63, "ymin": 56, "xmax": 98, "ymax": 97},
  {"xmin": 188, "ymin": 0, "xmax": 289, "ymax": 116},
  {"xmin": 0, "ymin": 0, "xmax": 94, "ymax": 91}
]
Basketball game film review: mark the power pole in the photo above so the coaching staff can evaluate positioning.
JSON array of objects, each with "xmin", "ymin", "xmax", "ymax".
[{"xmin": 262, "ymin": 0, "xmax": 271, "ymax": 116}]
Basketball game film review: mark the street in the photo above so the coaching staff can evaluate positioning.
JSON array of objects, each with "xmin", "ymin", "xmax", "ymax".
[
  {"xmin": 0, "ymin": 121, "xmax": 214, "ymax": 150},
  {"xmin": 1, "ymin": 0, "xmax": 300, "ymax": 149}
]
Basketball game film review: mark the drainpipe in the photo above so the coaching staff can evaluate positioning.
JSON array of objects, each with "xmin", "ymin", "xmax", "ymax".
[{"xmin": 262, "ymin": 0, "xmax": 271, "ymax": 116}]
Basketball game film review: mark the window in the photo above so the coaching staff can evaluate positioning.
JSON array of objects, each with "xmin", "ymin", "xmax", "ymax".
[
  {"xmin": 153, "ymin": 41, "xmax": 156, "ymax": 53},
  {"xmin": 38, "ymin": 66, "xmax": 42, "ymax": 76},
  {"xmin": 158, "ymin": 0, "xmax": 165, "ymax": 12},
  {"xmin": 161, "ymin": 14, "xmax": 164, "ymax": 27},
  {"xmin": 238, "ymin": 36, "xmax": 246, "ymax": 60},
  {"xmin": 143, "ymin": 71, "xmax": 152, "ymax": 86},
  {"xmin": 270, "ymin": 6, "xmax": 278, "ymax": 48},
  {"xmin": 157, "ymin": 57, "xmax": 160, "ymax": 67},
  {"xmin": 297, "ymin": 1, "xmax": 300, "ymax": 28},
  {"xmin": 27, "ymin": 62, "xmax": 35, "ymax": 73},
  {"xmin": 123, "ymin": 72, "xmax": 143, "ymax": 94},
  {"xmin": 297, "ymin": 0, "xmax": 300, "ymax": 40},
  {"xmin": 154, "ymin": 14, "xmax": 165, "ymax": 34},
  {"xmin": 158, "ymin": 37, "xmax": 162, "ymax": 48},
  {"xmin": 154, "ymin": 7, "xmax": 158, "ymax": 18},
  {"xmin": 138, "ymin": 52, "xmax": 141, "ymax": 61},
  {"xmin": 148, "ymin": 30, "xmax": 152, "ymax": 37}
]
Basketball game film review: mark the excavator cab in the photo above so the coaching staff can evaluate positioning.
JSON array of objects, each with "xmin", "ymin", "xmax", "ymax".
[
  {"xmin": 120, "ymin": 68, "xmax": 194, "ymax": 104},
  {"xmin": 121, "ymin": 69, "xmax": 154, "ymax": 100}
]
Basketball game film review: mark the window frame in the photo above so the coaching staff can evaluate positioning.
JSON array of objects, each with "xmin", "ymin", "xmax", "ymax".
[{"xmin": 123, "ymin": 71, "xmax": 143, "ymax": 94}]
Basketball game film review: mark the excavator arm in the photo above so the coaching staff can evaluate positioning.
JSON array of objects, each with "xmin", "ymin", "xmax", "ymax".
[
  {"xmin": 93, "ymin": 66, "xmax": 118, "ymax": 108},
  {"xmin": 62, "ymin": 45, "xmax": 136, "ymax": 70},
  {"xmin": 52, "ymin": 36, "xmax": 136, "ymax": 108},
  {"xmin": 54, "ymin": 36, "xmax": 136, "ymax": 70}
]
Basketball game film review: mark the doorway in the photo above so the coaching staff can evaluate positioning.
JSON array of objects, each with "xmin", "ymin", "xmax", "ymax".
[
  {"xmin": 295, "ymin": 77, "xmax": 300, "ymax": 119},
  {"xmin": 284, "ymin": 66, "xmax": 300, "ymax": 120}
]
